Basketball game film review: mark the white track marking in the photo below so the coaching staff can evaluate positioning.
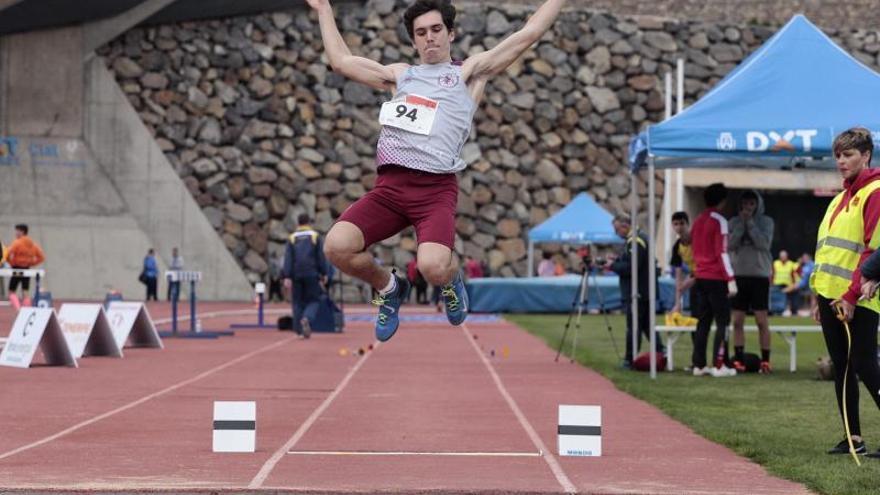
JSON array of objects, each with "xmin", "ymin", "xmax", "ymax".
[
  {"xmin": 461, "ymin": 323, "xmax": 578, "ymax": 494},
  {"xmin": 248, "ymin": 343, "xmax": 377, "ymax": 488},
  {"xmin": 287, "ymin": 450, "xmax": 542, "ymax": 457},
  {"xmin": 0, "ymin": 335, "xmax": 297, "ymax": 461}
]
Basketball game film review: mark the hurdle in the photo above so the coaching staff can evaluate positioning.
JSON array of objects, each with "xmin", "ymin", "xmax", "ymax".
[
  {"xmin": 0, "ymin": 268, "xmax": 47, "ymax": 307},
  {"xmin": 161, "ymin": 270, "xmax": 233, "ymax": 339},
  {"xmin": 229, "ymin": 283, "xmax": 273, "ymax": 329}
]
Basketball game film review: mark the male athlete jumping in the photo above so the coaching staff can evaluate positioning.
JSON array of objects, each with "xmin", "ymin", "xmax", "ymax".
[{"xmin": 307, "ymin": 0, "xmax": 566, "ymax": 341}]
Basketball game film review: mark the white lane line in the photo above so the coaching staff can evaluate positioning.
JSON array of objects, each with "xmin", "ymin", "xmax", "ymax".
[
  {"xmin": 288, "ymin": 450, "xmax": 543, "ymax": 457},
  {"xmin": 461, "ymin": 323, "xmax": 578, "ymax": 494},
  {"xmin": 248, "ymin": 342, "xmax": 377, "ymax": 488},
  {"xmin": 0, "ymin": 335, "xmax": 298, "ymax": 461}
]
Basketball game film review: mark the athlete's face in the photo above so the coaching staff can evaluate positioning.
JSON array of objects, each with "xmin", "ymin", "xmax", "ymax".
[
  {"xmin": 411, "ymin": 10, "xmax": 453, "ymax": 64},
  {"xmin": 836, "ymin": 147, "xmax": 870, "ymax": 181}
]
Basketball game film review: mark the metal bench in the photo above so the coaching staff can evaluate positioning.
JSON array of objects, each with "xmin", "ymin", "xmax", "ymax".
[{"xmin": 656, "ymin": 324, "xmax": 822, "ymax": 372}]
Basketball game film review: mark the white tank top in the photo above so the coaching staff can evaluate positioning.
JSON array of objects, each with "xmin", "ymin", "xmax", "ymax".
[{"xmin": 375, "ymin": 62, "xmax": 477, "ymax": 174}]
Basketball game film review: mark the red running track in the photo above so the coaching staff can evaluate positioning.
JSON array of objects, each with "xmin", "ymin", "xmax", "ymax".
[{"xmin": 0, "ymin": 301, "xmax": 809, "ymax": 494}]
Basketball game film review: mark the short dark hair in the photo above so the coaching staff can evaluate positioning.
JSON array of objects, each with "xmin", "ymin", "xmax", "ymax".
[
  {"xmin": 297, "ymin": 213, "xmax": 311, "ymax": 225},
  {"xmin": 833, "ymin": 127, "xmax": 873, "ymax": 164},
  {"xmin": 612, "ymin": 214, "xmax": 630, "ymax": 225},
  {"xmin": 542, "ymin": 252, "xmax": 552, "ymax": 260},
  {"xmin": 671, "ymin": 211, "xmax": 689, "ymax": 223},
  {"xmin": 14, "ymin": 223, "xmax": 27, "ymax": 234},
  {"xmin": 740, "ymin": 190, "xmax": 758, "ymax": 202},
  {"xmin": 403, "ymin": 0, "xmax": 456, "ymax": 42},
  {"xmin": 703, "ymin": 183, "xmax": 727, "ymax": 208}
]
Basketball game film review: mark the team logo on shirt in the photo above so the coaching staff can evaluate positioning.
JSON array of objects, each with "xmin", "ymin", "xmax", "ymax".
[
  {"xmin": 852, "ymin": 196, "xmax": 861, "ymax": 207},
  {"xmin": 438, "ymin": 71, "xmax": 459, "ymax": 88}
]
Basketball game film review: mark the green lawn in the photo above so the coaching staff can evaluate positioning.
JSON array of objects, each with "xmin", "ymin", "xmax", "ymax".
[{"xmin": 506, "ymin": 313, "xmax": 880, "ymax": 495}]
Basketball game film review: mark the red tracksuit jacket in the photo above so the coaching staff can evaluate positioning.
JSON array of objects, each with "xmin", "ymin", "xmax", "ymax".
[{"xmin": 692, "ymin": 207, "xmax": 734, "ymax": 282}]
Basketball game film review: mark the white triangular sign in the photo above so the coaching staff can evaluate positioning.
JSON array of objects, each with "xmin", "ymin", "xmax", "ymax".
[
  {"xmin": 58, "ymin": 303, "xmax": 123, "ymax": 359},
  {"xmin": 106, "ymin": 302, "xmax": 163, "ymax": 349},
  {"xmin": 0, "ymin": 308, "xmax": 77, "ymax": 368}
]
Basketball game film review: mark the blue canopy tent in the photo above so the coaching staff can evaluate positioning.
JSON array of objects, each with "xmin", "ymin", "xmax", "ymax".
[
  {"xmin": 527, "ymin": 192, "xmax": 623, "ymax": 276},
  {"xmin": 627, "ymin": 14, "xmax": 880, "ymax": 377},
  {"xmin": 631, "ymin": 14, "xmax": 880, "ymax": 170}
]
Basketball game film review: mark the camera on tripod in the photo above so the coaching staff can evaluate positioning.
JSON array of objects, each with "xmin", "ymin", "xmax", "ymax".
[{"xmin": 581, "ymin": 255, "xmax": 606, "ymax": 270}]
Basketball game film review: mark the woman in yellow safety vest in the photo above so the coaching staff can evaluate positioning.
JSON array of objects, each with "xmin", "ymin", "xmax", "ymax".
[
  {"xmin": 810, "ymin": 127, "xmax": 880, "ymax": 458},
  {"xmin": 772, "ymin": 250, "xmax": 800, "ymax": 315}
]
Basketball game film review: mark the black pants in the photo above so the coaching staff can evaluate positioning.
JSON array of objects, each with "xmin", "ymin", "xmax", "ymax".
[
  {"xmin": 624, "ymin": 298, "xmax": 663, "ymax": 362},
  {"xmin": 818, "ymin": 295, "xmax": 880, "ymax": 436},
  {"xmin": 292, "ymin": 276, "xmax": 322, "ymax": 333},
  {"xmin": 692, "ymin": 279, "xmax": 731, "ymax": 369},
  {"xmin": 414, "ymin": 278, "xmax": 428, "ymax": 304},
  {"xmin": 145, "ymin": 277, "xmax": 158, "ymax": 301},
  {"xmin": 268, "ymin": 277, "xmax": 283, "ymax": 302}
]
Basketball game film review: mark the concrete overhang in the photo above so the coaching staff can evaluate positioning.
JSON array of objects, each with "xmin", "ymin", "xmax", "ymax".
[{"xmin": 0, "ymin": 0, "xmax": 324, "ymax": 36}]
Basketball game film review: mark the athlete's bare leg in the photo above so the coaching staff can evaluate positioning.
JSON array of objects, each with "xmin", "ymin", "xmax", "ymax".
[
  {"xmin": 324, "ymin": 221, "xmax": 391, "ymax": 290},
  {"xmin": 417, "ymin": 242, "xmax": 457, "ymax": 287},
  {"xmin": 732, "ymin": 309, "xmax": 746, "ymax": 347}
]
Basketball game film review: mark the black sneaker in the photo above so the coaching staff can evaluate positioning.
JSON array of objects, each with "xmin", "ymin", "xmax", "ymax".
[
  {"xmin": 827, "ymin": 438, "xmax": 866, "ymax": 455},
  {"xmin": 867, "ymin": 449, "xmax": 880, "ymax": 459}
]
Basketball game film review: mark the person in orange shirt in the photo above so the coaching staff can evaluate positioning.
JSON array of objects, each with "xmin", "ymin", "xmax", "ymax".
[{"xmin": 6, "ymin": 224, "xmax": 45, "ymax": 309}]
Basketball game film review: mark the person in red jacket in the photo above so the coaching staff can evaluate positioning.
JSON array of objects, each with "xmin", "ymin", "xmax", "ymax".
[{"xmin": 691, "ymin": 184, "xmax": 738, "ymax": 377}]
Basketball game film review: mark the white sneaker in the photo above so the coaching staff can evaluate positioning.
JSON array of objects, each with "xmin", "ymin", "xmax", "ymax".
[
  {"xmin": 711, "ymin": 365, "xmax": 737, "ymax": 377},
  {"xmin": 692, "ymin": 366, "xmax": 710, "ymax": 376}
]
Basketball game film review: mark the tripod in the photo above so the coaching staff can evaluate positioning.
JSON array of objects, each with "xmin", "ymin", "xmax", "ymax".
[{"xmin": 555, "ymin": 263, "xmax": 620, "ymax": 363}]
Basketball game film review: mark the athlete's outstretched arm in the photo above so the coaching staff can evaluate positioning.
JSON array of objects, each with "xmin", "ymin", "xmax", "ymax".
[
  {"xmin": 462, "ymin": 0, "xmax": 566, "ymax": 81},
  {"xmin": 307, "ymin": 0, "xmax": 408, "ymax": 91}
]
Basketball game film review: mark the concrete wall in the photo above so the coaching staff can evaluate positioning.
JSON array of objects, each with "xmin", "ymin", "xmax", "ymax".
[
  {"xmin": 0, "ymin": 135, "xmax": 163, "ymax": 299},
  {"xmin": 0, "ymin": 27, "xmax": 83, "ymax": 137},
  {"xmin": 0, "ymin": 23, "xmax": 253, "ymax": 301}
]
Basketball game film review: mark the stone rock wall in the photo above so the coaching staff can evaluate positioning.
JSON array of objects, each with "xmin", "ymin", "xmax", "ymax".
[
  {"xmin": 485, "ymin": 0, "xmax": 880, "ymax": 30},
  {"xmin": 97, "ymin": 0, "xmax": 880, "ymax": 295}
]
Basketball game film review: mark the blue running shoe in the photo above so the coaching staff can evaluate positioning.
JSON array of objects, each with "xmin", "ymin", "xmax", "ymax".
[
  {"xmin": 372, "ymin": 275, "xmax": 411, "ymax": 342},
  {"xmin": 441, "ymin": 271, "xmax": 469, "ymax": 326}
]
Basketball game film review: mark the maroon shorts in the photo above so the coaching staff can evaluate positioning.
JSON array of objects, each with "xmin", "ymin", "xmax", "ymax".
[{"xmin": 338, "ymin": 165, "xmax": 458, "ymax": 249}]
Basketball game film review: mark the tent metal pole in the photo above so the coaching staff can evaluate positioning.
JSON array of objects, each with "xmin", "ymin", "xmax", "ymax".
[
  {"xmin": 630, "ymin": 168, "xmax": 638, "ymax": 369},
  {"xmin": 675, "ymin": 59, "xmax": 686, "ymax": 215},
  {"xmin": 663, "ymin": 72, "xmax": 673, "ymax": 272},
  {"xmin": 527, "ymin": 240, "xmax": 534, "ymax": 277},
  {"xmin": 649, "ymin": 159, "xmax": 657, "ymax": 379}
]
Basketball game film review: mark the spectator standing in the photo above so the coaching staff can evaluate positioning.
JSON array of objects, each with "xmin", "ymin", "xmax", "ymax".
[
  {"xmin": 283, "ymin": 214, "xmax": 328, "ymax": 338},
  {"xmin": 267, "ymin": 251, "xmax": 285, "ymax": 302},
  {"xmin": 407, "ymin": 257, "xmax": 429, "ymax": 304},
  {"xmin": 166, "ymin": 247, "xmax": 184, "ymax": 301},
  {"xmin": 142, "ymin": 248, "xmax": 158, "ymax": 301},
  {"xmin": 6, "ymin": 224, "xmax": 45, "ymax": 309},
  {"xmin": 609, "ymin": 214, "xmax": 663, "ymax": 369},
  {"xmin": 796, "ymin": 253, "xmax": 815, "ymax": 315},
  {"xmin": 773, "ymin": 250, "xmax": 800, "ymax": 315},
  {"xmin": 728, "ymin": 190, "xmax": 775, "ymax": 374},
  {"xmin": 810, "ymin": 127, "xmax": 880, "ymax": 457},
  {"xmin": 691, "ymin": 183, "xmax": 737, "ymax": 377},
  {"xmin": 669, "ymin": 211, "xmax": 696, "ymax": 315},
  {"xmin": 537, "ymin": 252, "xmax": 555, "ymax": 277},
  {"xmin": 464, "ymin": 255, "xmax": 484, "ymax": 279}
]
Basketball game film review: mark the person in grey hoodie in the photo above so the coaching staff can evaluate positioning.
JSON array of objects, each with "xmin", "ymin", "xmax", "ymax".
[{"xmin": 728, "ymin": 190, "xmax": 775, "ymax": 373}]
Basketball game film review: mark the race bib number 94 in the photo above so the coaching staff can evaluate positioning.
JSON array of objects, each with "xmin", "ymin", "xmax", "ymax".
[{"xmin": 379, "ymin": 94, "xmax": 439, "ymax": 136}]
